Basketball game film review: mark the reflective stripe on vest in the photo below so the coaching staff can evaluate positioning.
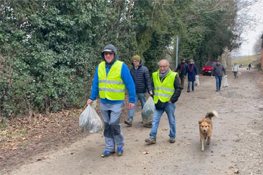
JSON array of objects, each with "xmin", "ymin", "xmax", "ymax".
[
  {"xmin": 98, "ymin": 60, "xmax": 125, "ymax": 100},
  {"xmin": 153, "ymin": 70, "xmax": 177, "ymax": 103}
]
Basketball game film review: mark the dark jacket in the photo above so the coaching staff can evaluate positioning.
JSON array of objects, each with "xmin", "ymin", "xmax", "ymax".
[
  {"xmin": 212, "ymin": 64, "xmax": 226, "ymax": 76},
  {"xmin": 130, "ymin": 58, "xmax": 151, "ymax": 93},
  {"xmin": 187, "ymin": 64, "xmax": 198, "ymax": 81},
  {"xmin": 151, "ymin": 72, "xmax": 182, "ymax": 104},
  {"xmin": 176, "ymin": 62, "xmax": 188, "ymax": 77}
]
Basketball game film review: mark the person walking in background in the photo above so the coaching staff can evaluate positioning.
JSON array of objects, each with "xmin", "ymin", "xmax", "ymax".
[
  {"xmin": 124, "ymin": 55, "xmax": 152, "ymax": 127},
  {"xmin": 145, "ymin": 59, "xmax": 182, "ymax": 145},
  {"xmin": 87, "ymin": 44, "xmax": 136, "ymax": 158},
  {"xmin": 248, "ymin": 63, "xmax": 251, "ymax": 70},
  {"xmin": 232, "ymin": 63, "xmax": 239, "ymax": 78},
  {"xmin": 186, "ymin": 59, "xmax": 197, "ymax": 92},
  {"xmin": 175, "ymin": 58, "xmax": 188, "ymax": 89},
  {"xmin": 211, "ymin": 60, "xmax": 227, "ymax": 92}
]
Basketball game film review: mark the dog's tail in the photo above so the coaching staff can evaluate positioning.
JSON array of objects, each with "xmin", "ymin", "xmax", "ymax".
[{"xmin": 205, "ymin": 110, "xmax": 218, "ymax": 119}]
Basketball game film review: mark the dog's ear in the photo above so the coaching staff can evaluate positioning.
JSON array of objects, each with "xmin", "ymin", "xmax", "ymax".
[
  {"xmin": 206, "ymin": 120, "xmax": 212, "ymax": 125},
  {"xmin": 198, "ymin": 120, "xmax": 202, "ymax": 124}
]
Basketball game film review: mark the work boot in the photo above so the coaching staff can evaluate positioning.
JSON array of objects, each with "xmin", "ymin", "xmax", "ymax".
[
  {"xmin": 124, "ymin": 119, "xmax": 132, "ymax": 126},
  {"xmin": 169, "ymin": 137, "xmax": 176, "ymax": 143},
  {"xmin": 145, "ymin": 137, "xmax": 156, "ymax": 144}
]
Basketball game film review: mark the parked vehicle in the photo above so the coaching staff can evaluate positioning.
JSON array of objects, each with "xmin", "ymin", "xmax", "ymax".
[{"xmin": 202, "ymin": 61, "xmax": 216, "ymax": 75}]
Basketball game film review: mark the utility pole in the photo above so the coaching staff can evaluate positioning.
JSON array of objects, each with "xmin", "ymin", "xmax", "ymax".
[{"xmin": 175, "ymin": 35, "xmax": 179, "ymax": 69}]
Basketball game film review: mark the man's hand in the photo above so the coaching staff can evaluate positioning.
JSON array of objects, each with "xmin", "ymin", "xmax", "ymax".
[
  {"xmin": 129, "ymin": 103, "xmax": 135, "ymax": 110},
  {"xmin": 87, "ymin": 99, "xmax": 93, "ymax": 105},
  {"xmin": 149, "ymin": 90, "xmax": 153, "ymax": 98}
]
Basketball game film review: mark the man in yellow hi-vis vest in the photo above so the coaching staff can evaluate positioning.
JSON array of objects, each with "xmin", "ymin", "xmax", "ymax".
[
  {"xmin": 145, "ymin": 59, "xmax": 182, "ymax": 144},
  {"xmin": 87, "ymin": 44, "xmax": 136, "ymax": 157}
]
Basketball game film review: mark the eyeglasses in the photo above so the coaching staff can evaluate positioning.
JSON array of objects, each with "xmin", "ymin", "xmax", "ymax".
[
  {"xmin": 104, "ymin": 52, "xmax": 114, "ymax": 56},
  {"xmin": 159, "ymin": 65, "xmax": 168, "ymax": 68}
]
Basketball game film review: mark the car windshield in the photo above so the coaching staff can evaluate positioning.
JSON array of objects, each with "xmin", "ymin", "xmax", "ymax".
[{"xmin": 206, "ymin": 62, "xmax": 216, "ymax": 66}]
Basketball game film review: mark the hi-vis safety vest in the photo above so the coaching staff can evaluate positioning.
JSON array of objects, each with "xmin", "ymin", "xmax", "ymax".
[
  {"xmin": 153, "ymin": 70, "xmax": 178, "ymax": 103},
  {"xmin": 98, "ymin": 60, "xmax": 125, "ymax": 100}
]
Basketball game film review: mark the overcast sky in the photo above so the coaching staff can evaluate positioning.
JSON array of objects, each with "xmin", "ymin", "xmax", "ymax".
[{"xmin": 231, "ymin": 0, "xmax": 263, "ymax": 57}]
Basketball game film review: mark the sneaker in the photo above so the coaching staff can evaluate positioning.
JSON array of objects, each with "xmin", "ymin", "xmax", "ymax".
[
  {"xmin": 143, "ymin": 123, "xmax": 152, "ymax": 128},
  {"xmin": 145, "ymin": 137, "xmax": 156, "ymax": 144},
  {"xmin": 169, "ymin": 137, "xmax": 176, "ymax": 143},
  {"xmin": 117, "ymin": 147, "xmax": 123, "ymax": 156},
  {"xmin": 101, "ymin": 150, "xmax": 114, "ymax": 158},
  {"xmin": 216, "ymin": 90, "xmax": 219, "ymax": 92},
  {"xmin": 187, "ymin": 90, "xmax": 190, "ymax": 92},
  {"xmin": 124, "ymin": 119, "xmax": 132, "ymax": 126}
]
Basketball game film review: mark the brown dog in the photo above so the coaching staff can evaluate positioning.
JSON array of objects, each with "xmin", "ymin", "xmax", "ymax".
[{"xmin": 198, "ymin": 111, "xmax": 218, "ymax": 151}]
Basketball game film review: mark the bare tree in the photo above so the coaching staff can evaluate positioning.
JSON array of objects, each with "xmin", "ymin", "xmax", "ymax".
[{"xmin": 253, "ymin": 32, "xmax": 263, "ymax": 54}]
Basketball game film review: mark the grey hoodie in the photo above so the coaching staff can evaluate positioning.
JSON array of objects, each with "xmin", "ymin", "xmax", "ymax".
[{"xmin": 101, "ymin": 44, "xmax": 117, "ymax": 67}]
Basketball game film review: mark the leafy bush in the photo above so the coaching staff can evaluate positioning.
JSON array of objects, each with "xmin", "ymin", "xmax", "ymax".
[{"xmin": 0, "ymin": 0, "xmax": 240, "ymax": 118}]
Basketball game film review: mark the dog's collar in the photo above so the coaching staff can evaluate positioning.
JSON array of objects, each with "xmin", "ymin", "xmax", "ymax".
[{"xmin": 205, "ymin": 133, "xmax": 208, "ymax": 137}]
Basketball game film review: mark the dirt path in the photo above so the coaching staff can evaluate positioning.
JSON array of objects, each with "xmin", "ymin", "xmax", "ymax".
[{"xmin": 8, "ymin": 68, "xmax": 263, "ymax": 175}]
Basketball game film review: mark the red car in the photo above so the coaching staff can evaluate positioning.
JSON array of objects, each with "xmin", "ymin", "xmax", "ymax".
[{"xmin": 202, "ymin": 61, "xmax": 216, "ymax": 75}]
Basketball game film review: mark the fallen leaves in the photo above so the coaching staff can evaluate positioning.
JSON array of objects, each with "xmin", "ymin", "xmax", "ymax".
[{"xmin": 0, "ymin": 109, "xmax": 81, "ymax": 152}]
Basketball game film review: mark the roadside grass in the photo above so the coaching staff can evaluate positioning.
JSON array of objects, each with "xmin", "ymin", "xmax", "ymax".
[{"xmin": 231, "ymin": 54, "xmax": 260, "ymax": 67}]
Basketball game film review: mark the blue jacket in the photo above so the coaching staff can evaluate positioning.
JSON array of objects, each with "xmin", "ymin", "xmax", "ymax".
[
  {"xmin": 187, "ymin": 64, "xmax": 198, "ymax": 82},
  {"xmin": 90, "ymin": 60, "xmax": 136, "ymax": 104}
]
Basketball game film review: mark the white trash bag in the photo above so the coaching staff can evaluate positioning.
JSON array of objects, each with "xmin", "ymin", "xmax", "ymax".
[
  {"xmin": 195, "ymin": 75, "xmax": 200, "ymax": 86},
  {"xmin": 79, "ymin": 105, "xmax": 103, "ymax": 133},
  {"xmin": 237, "ymin": 72, "xmax": 241, "ymax": 77},
  {"xmin": 222, "ymin": 75, "xmax": 229, "ymax": 87},
  {"xmin": 142, "ymin": 97, "xmax": 155, "ymax": 127}
]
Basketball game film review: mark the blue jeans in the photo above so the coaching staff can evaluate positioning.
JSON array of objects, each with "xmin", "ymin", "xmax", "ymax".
[
  {"xmin": 128, "ymin": 93, "xmax": 146, "ymax": 121},
  {"xmin": 187, "ymin": 81, "xmax": 194, "ymax": 91},
  {"xmin": 215, "ymin": 76, "xmax": 222, "ymax": 90},
  {"xmin": 149, "ymin": 102, "xmax": 176, "ymax": 139}
]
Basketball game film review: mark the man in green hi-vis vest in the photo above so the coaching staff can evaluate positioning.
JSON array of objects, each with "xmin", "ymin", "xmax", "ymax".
[
  {"xmin": 145, "ymin": 59, "xmax": 182, "ymax": 144},
  {"xmin": 87, "ymin": 44, "xmax": 136, "ymax": 158}
]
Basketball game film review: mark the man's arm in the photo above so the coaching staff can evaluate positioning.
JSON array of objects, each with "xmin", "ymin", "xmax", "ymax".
[
  {"xmin": 144, "ymin": 67, "xmax": 152, "ymax": 94},
  {"xmin": 170, "ymin": 75, "xmax": 183, "ymax": 103},
  {"xmin": 89, "ymin": 65, "xmax": 99, "ymax": 100},
  {"xmin": 150, "ymin": 76, "xmax": 155, "ymax": 97},
  {"xmin": 211, "ymin": 66, "xmax": 215, "ymax": 76},
  {"xmin": 121, "ymin": 63, "xmax": 136, "ymax": 103}
]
